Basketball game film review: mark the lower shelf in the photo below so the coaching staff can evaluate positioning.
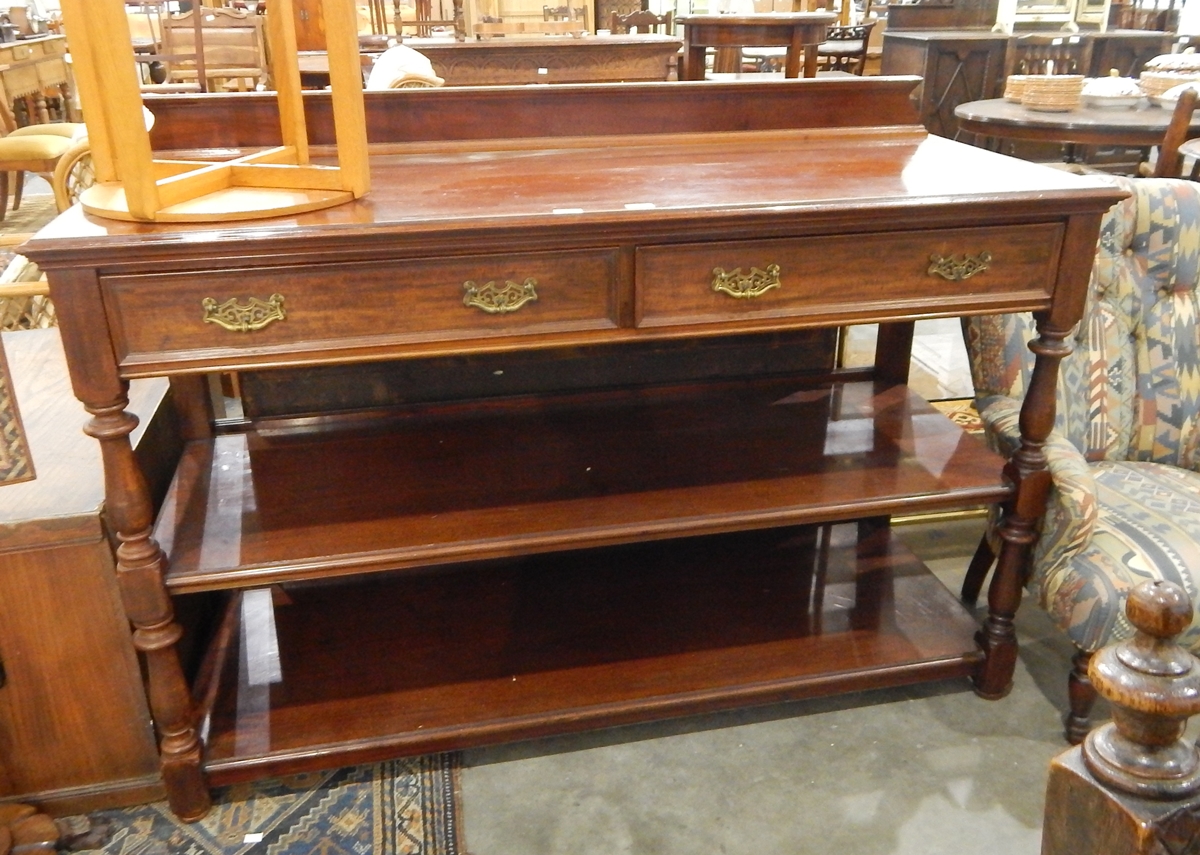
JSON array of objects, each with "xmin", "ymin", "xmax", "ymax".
[{"xmin": 198, "ymin": 520, "xmax": 983, "ymax": 784}]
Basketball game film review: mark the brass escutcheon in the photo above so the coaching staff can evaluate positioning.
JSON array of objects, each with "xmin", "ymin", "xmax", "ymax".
[
  {"xmin": 928, "ymin": 252, "xmax": 992, "ymax": 282},
  {"xmin": 201, "ymin": 293, "xmax": 286, "ymax": 332},
  {"xmin": 711, "ymin": 264, "xmax": 782, "ymax": 299},
  {"xmin": 463, "ymin": 279, "xmax": 538, "ymax": 314}
]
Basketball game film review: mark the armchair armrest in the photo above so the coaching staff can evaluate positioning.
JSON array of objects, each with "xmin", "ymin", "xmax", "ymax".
[{"xmin": 978, "ymin": 394, "xmax": 1098, "ymax": 591}]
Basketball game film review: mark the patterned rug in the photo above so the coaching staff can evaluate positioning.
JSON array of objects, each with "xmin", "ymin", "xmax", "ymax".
[
  {"xmin": 930, "ymin": 397, "xmax": 984, "ymax": 434},
  {"xmin": 0, "ymin": 192, "xmax": 58, "ymax": 237},
  {"xmin": 77, "ymin": 755, "xmax": 462, "ymax": 855}
]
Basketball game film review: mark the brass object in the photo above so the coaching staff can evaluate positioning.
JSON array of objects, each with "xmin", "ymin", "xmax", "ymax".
[
  {"xmin": 463, "ymin": 279, "xmax": 539, "ymax": 314},
  {"xmin": 201, "ymin": 293, "xmax": 286, "ymax": 332},
  {"xmin": 928, "ymin": 252, "xmax": 992, "ymax": 282},
  {"xmin": 711, "ymin": 264, "xmax": 781, "ymax": 299}
]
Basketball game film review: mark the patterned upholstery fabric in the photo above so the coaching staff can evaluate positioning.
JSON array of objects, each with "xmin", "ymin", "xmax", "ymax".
[{"xmin": 964, "ymin": 175, "xmax": 1200, "ymax": 653}]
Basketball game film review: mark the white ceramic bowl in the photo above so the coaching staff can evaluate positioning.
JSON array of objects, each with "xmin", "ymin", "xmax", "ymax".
[{"xmin": 1082, "ymin": 94, "xmax": 1143, "ymax": 109}]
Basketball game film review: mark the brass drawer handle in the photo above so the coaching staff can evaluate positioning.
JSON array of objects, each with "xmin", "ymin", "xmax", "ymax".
[
  {"xmin": 201, "ymin": 293, "xmax": 286, "ymax": 332},
  {"xmin": 928, "ymin": 252, "xmax": 992, "ymax": 282},
  {"xmin": 711, "ymin": 264, "xmax": 781, "ymax": 299},
  {"xmin": 463, "ymin": 278, "xmax": 538, "ymax": 314}
]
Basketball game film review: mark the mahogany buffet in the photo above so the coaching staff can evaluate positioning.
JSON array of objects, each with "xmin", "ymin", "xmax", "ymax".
[{"xmin": 20, "ymin": 78, "xmax": 1125, "ymax": 820}]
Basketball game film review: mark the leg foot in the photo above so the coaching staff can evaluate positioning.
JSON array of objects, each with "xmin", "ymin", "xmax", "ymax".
[{"xmin": 1065, "ymin": 650, "xmax": 1096, "ymax": 744}]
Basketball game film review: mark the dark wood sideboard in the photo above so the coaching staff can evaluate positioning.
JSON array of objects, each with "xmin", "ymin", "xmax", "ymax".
[{"xmin": 21, "ymin": 78, "xmax": 1126, "ymax": 820}]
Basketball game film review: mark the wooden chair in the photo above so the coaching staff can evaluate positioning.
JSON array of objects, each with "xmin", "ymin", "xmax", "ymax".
[
  {"xmin": 159, "ymin": 7, "xmax": 269, "ymax": 92},
  {"xmin": 609, "ymin": 10, "xmax": 673, "ymax": 33},
  {"xmin": 544, "ymin": 4, "xmax": 589, "ymax": 30},
  {"xmin": 50, "ymin": 138, "xmax": 94, "ymax": 213},
  {"xmin": 1003, "ymin": 33, "xmax": 1094, "ymax": 77},
  {"xmin": 0, "ymin": 100, "xmax": 80, "ymax": 222},
  {"xmin": 816, "ymin": 21, "xmax": 876, "ymax": 75},
  {"xmin": 1150, "ymin": 86, "xmax": 1199, "ymax": 178}
]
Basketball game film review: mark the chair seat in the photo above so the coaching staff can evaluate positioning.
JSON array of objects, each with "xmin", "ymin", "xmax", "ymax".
[
  {"xmin": 1044, "ymin": 460, "xmax": 1200, "ymax": 654},
  {"xmin": 9, "ymin": 123, "xmax": 85, "ymax": 140},
  {"xmin": 0, "ymin": 135, "xmax": 73, "ymax": 161},
  {"xmin": 817, "ymin": 39, "xmax": 864, "ymax": 55}
]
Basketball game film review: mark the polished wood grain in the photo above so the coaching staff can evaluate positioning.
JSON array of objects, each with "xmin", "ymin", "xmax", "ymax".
[
  {"xmin": 141, "ymin": 77, "xmax": 925, "ymax": 153},
  {"xmin": 199, "ymin": 521, "xmax": 984, "ymax": 782},
  {"xmin": 17, "ymin": 82, "xmax": 1127, "ymax": 816},
  {"xmin": 635, "ymin": 223, "xmax": 1062, "ymax": 328},
  {"xmin": 156, "ymin": 379, "xmax": 1012, "ymax": 592}
]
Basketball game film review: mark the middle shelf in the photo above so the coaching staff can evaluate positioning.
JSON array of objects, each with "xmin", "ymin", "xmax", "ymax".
[{"xmin": 157, "ymin": 377, "xmax": 1009, "ymax": 593}]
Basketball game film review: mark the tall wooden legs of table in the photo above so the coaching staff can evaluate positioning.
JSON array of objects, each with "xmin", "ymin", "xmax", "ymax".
[
  {"xmin": 54, "ymin": 275, "xmax": 211, "ymax": 821},
  {"xmin": 83, "ymin": 393, "xmax": 210, "ymax": 821},
  {"xmin": 970, "ymin": 231, "xmax": 1097, "ymax": 699}
]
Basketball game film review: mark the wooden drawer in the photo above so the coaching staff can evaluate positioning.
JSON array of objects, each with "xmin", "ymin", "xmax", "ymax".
[
  {"xmin": 102, "ymin": 249, "xmax": 620, "ymax": 368},
  {"xmin": 1, "ymin": 62, "xmax": 40, "ymax": 97},
  {"xmin": 635, "ymin": 224, "xmax": 1063, "ymax": 328},
  {"xmin": 36, "ymin": 57, "xmax": 68, "ymax": 87}
]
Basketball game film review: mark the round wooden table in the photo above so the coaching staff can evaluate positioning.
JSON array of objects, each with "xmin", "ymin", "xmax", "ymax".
[
  {"xmin": 954, "ymin": 98, "xmax": 1200, "ymax": 159},
  {"xmin": 677, "ymin": 13, "xmax": 835, "ymax": 81}
]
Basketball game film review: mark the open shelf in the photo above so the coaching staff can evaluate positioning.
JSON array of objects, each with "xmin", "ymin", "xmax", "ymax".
[
  {"xmin": 199, "ymin": 521, "xmax": 983, "ymax": 783},
  {"xmin": 158, "ymin": 378, "xmax": 1009, "ymax": 593}
]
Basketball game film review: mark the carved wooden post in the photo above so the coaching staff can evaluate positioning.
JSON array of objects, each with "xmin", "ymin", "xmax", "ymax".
[
  {"xmin": 974, "ymin": 209, "xmax": 1105, "ymax": 701},
  {"xmin": 1041, "ymin": 580, "xmax": 1200, "ymax": 855},
  {"xmin": 85, "ymin": 396, "xmax": 212, "ymax": 821},
  {"xmin": 972, "ymin": 311, "xmax": 1067, "ymax": 699}
]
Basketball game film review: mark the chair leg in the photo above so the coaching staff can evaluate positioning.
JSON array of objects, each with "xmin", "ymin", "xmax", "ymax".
[
  {"xmin": 960, "ymin": 531, "xmax": 995, "ymax": 606},
  {"xmin": 13, "ymin": 170, "xmax": 24, "ymax": 212},
  {"xmin": 1065, "ymin": 650, "xmax": 1097, "ymax": 745},
  {"xmin": 0, "ymin": 171, "xmax": 10, "ymax": 222}
]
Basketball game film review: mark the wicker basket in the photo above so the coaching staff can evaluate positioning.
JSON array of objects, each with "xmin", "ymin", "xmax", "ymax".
[
  {"xmin": 1003, "ymin": 74, "xmax": 1031, "ymax": 103},
  {"xmin": 1020, "ymin": 74, "xmax": 1084, "ymax": 112},
  {"xmin": 1138, "ymin": 71, "xmax": 1200, "ymax": 98}
]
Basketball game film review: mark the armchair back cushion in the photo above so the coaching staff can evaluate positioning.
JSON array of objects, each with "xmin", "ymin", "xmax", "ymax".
[{"xmin": 970, "ymin": 176, "xmax": 1200, "ymax": 468}]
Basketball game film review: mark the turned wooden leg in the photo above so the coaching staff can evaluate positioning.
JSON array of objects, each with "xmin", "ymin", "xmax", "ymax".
[
  {"xmin": 0, "ymin": 171, "xmax": 10, "ymax": 223},
  {"xmin": 972, "ymin": 505, "xmax": 1038, "ymax": 699},
  {"xmin": 84, "ymin": 397, "xmax": 211, "ymax": 821},
  {"xmin": 973, "ymin": 299, "xmax": 1081, "ymax": 698},
  {"xmin": 1066, "ymin": 649, "xmax": 1096, "ymax": 745},
  {"xmin": 960, "ymin": 531, "xmax": 996, "ymax": 606},
  {"xmin": 13, "ymin": 170, "xmax": 24, "ymax": 212}
]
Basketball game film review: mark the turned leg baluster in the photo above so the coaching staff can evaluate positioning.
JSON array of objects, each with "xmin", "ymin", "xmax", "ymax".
[
  {"xmin": 973, "ymin": 313, "xmax": 1073, "ymax": 699},
  {"xmin": 84, "ymin": 397, "xmax": 211, "ymax": 821}
]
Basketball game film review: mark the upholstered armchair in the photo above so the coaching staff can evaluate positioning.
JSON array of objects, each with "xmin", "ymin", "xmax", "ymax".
[{"xmin": 963, "ymin": 174, "xmax": 1200, "ymax": 743}]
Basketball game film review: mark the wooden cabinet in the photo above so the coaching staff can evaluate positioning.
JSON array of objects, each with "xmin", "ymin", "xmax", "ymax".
[
  {"xmin": 882, "ymin": 30, "xmax": 1008, "ymax": 139},
  {"xmin": 291, "ymin": 0, "xmax": 325, "ymax": 50},
  {"xmin": 0, "ymin": 329, "xmax": 176, "ymax": 814},
  {"xmin": 22, "ymin": 79, "xmax": 1125, "ymax": 821}
]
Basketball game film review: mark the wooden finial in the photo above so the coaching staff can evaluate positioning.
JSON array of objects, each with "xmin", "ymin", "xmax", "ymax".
[{"xmin": 1082, "ymin": 580, "xmax": 1200, "ymax": 799}]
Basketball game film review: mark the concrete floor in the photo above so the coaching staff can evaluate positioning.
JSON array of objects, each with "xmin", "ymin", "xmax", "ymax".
[
  {"xmin": 456, "ymin": 325, "xmax": 1139, "ymax": 854},
  {"xmin": 459, "ymin": 517, "xmax": 1086, "ymax": 855}
]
